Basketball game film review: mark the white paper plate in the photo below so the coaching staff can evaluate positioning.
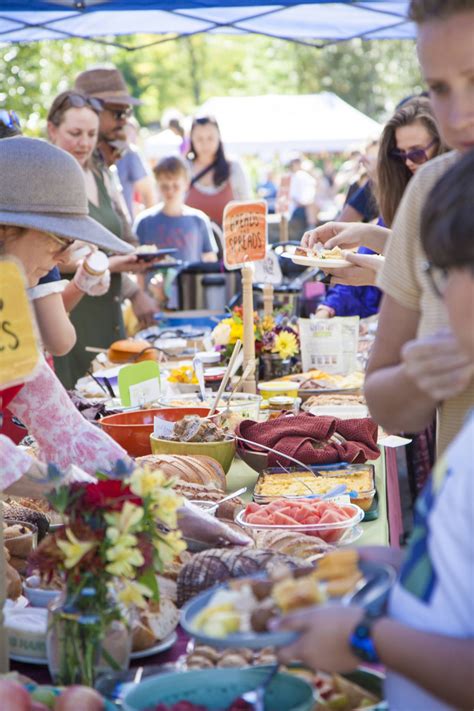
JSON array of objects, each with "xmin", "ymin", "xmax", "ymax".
[
  {"xmin": 281, "ymin": 251, "xmax": 352, "ymax": 269},
  {"xmin": 130, "ymin": 631, "xmax": 177, "ymax": 660},
  {"xmin": 9, "ymin": 652, "xmax": 48, "ymax": 665}
]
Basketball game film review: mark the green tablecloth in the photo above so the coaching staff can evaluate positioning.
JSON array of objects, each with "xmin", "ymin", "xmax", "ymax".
[{"xmin": 226, "ymin": 454, "xmax": 389, "ymax": 547}]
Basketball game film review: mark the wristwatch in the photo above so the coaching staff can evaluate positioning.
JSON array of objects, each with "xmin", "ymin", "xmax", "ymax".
[{"xmin": 349, "ymin": 610, "xmax": 383, "ymax": 663}]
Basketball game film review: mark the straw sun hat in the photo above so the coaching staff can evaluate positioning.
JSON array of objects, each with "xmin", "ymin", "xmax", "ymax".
[
  {"xmin": 0, "ymin": 137, "xmax": 132, "ymax": 254},
  {"xmin": 74, "ymin": 67, "xmax": 142, "ymax": 106}
]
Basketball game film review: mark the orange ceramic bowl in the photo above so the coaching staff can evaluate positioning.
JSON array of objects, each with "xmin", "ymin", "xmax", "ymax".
[{"xmin": 100, "ymin": 407, "xmax": 218, "ymax": 457}]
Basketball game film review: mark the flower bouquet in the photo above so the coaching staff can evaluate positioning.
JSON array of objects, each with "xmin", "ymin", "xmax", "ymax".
[
  {"xmin": 212, "ymin": 307, "xmax": 300, "ymax": 379},
  {"xmin": 29, "ymin": 462, "xmax": 185, "ymax": 686}
]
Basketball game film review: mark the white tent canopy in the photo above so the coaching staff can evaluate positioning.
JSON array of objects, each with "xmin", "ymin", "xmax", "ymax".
[{"xmin": 144, "ymin": 92, "xmax": 382, "ymax": 160}]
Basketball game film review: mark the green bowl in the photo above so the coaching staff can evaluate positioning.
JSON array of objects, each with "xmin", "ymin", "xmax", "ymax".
[
  {"xmin": 149, "ymin": 434, "xmax": 236, "ymax": 473},
  {"xmin": 123, "ymin": 666, "xmax": 315, "ymax": 711}
]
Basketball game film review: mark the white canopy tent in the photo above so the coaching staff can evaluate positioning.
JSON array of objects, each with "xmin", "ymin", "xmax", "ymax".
[{"xmin": 144, "ymin": 92, "xmax": 382, "ymax": 161}]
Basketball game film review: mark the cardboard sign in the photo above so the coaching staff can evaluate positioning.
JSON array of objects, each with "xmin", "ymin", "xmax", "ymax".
[
  {"xmin": 0, "ymin": 259, "xmax": 40, "ymax": 388},
  {"xmin": 253, "ymin": 250, "xmax": 283, "ymax": 286},
  {"xmin": 118, "ymin": 361, "xmax": 160, "ymax": 407},
  {"xmin": 223, "ymin": 200, "xmax": 267, "ymax": 270}
]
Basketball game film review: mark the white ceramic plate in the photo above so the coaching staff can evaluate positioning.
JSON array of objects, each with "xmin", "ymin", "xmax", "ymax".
[
  {"xmin": 281, "ymin": 251, "xmax": 352, "ymax": 269},
  {"xmin": 130, "ymin": 631, "xmax": 177, "ymax": 660},
  {"xmin": 9, "ymin": 652, "xmax": 47, "ymax": 665}
]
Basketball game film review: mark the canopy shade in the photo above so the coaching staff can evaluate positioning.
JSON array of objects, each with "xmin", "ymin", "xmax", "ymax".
[
  {"xmin": 0, "ymin": 2, "xmax": 413, "ymax": 47},
  {"xmin": 144, "ymin": 92, "xmax": 382, "ymax": 160}
]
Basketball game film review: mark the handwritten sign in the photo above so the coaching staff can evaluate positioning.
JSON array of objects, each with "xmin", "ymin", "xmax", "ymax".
[
  {"xmin": 0, "ymin": 259, "xmax": 40, "ymax": 388},
  {"xmin": 223, "ymin": 200, "xmax": 267, "ymax": 270},
  {"xmin": 253, "ymin": 250, "xmax": 283, "ymax": 286}
]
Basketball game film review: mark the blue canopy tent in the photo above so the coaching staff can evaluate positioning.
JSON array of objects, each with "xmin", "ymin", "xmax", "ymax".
[{"xmin": 0, "ymin": 2, "xmax": 413, "ymax": 49}]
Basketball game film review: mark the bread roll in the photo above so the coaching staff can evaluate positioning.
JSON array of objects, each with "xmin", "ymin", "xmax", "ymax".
[
  {"xmin": 136, "ymin": 453, "xmax": 226, "ymax": 492},
  {"xmin": 6, "ymin": 561, "xmax": 22, "ymax": 600}
]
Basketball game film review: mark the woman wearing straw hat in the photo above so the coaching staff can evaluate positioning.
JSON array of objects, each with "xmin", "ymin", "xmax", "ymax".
[{"xmin": 0, "ymin": 136, "xmax": 133, "ymax": 492}]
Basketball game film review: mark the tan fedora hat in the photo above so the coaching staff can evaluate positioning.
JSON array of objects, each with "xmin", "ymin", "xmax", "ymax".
[
  {"xmin": 74, "ymin": 67, "xmax": 142, "ymax": 106},
  {"xmin": 0, "ymin": 137, "xmax": 133, "ymax": 254}
]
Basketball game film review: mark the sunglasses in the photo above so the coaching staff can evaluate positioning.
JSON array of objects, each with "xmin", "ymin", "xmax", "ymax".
[
  {"xmin": 55, "ymin": 93, "xmax": 103, "ymax": 115},
  {"xmin": 46, "ymin": 232, "xmax": 76, "ymax": 257},
  {"xmin": 103, "ymin": 105, "xmax": 133, "ymax": 121},
  {"xmin": 390, "ymin": 138, "xmax": 438, "ymax": 165},
  {"xmin": 422, "ymin": 260, "xmax": 449, "ymax": 299},
  {"xmin": 0, "ymin": 110, "xmax": 21, "ymax": 131}
]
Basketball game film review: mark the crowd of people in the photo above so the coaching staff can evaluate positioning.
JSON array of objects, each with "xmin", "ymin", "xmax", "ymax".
[{"xmin": 1, "ymin": 0, "xmax": 473, "ymax": 709}]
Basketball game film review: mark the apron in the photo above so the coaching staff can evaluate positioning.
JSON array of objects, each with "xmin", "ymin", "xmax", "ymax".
[
  {"xmin": 54, "ymin": 171, "xmax": 125, "ymax": 390},
  {"xmin": 186, "ymin": 180, "xmax": 234, "ymax": 227}
]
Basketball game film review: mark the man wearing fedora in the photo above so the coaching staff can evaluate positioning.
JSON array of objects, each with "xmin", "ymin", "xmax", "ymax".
[{"xmin": 74, "ymin": 66, "xmax": 157, "ymax": 328}]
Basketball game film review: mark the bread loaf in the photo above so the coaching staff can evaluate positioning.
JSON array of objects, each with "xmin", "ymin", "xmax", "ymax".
[
  {"xmin": 136, "ymin": 453, "xmax": 226, "ymax": 492},
  {"xmin": 177, "ymin": 548, "xmax": 305, "ymax": 606},
  {"xmin": 252, "ymin": 530, "xmax": 333, "ymax": 560},
  {"xmin": 108, "ymin": 339, "xmax": 158, "ymax": 364},
  {"xmin": 4, "ymin": 499, "xmax": 50, "ymax": 540}
]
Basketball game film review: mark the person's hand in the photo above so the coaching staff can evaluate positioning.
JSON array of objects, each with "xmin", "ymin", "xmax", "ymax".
[
  {"xmin": 358, "ymin": 545, "xmax": 404, "ymax": 572},
  {"xmin": 109, "ymin": 253, "xmax": 168, "ymax": 274},
  {"xmin": 274, "ymin": 605, "xmax": 363, "ymax": 672},
  {"xmin": 130, "ymin": 289, "xmax": 157, "ymax": 328},
  {"xmin": 401, "ymin": 329, "xmax": 474, "ymax": 402},
  {"xmin": 301, "ymin": 221, "xmax": 369, "ymax": 251},
  {"xmin": 315, "ymin": 305, "xmax": 334, "ymax": 319},
  {"xmin": 73, "ymin": 261, "xmax": 111, "ymax": 296},
  {"xmin": 327, "ymin": 253, "xmax": 384, "ymax": 287}
]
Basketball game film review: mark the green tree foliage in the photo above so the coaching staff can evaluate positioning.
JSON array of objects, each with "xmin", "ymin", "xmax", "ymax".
[{"xmin": 0, "ymin": 34, "xmax": 423, "ymax": 135}]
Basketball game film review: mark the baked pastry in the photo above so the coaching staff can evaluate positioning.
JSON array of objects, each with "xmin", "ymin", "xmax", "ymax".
[
  {"xmin": 177, "ymin": 548, "xmax": 305, "ymax": 606},
  {"xmin": 136, "ymin": 454, "xmax": 226, "ymax": 493},
  {"xmin": 131, "ymin": 598, "xmax": 180, "ymax": 652},
  {"xmin": 108, "ymin": 339, "xmax": 158, "ymax": 364},
  {"xmin": 5, "ymin": 545, "xmax": 22, "ymax": 600},
  {"xmin": 3, "ymin": 522, "xmax": 35, "ymax": 558}
]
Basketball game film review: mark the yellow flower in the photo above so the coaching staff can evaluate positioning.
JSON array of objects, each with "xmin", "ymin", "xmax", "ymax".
[
  {"xmin": 154, "ymin": 530, "xmax": 187, "ymax": 565},
  {"xmin": 272, "ymin": 331, "xmax": 299, "ymax": 359},
  {"xmin": 152, "ymin": 488, "xmax": 183, "ymax": 528},
  {"xmin": 168, "ymin": 365, "xmax": 198, "ymax": 384},
  {"xmin": 228, "ymin": 320, "xmax": 244, "ymax": 345},
  {"xmin": 212, "ymin": 320, "xmax": 232, "ymax": 346},
  {"xmin": 105, "ymin": 533, "xmax": 144, "ymax": 578},
  {"xmin": 261, "ymin": 315, "xmax": 275, "ymax": 333},
  {"xmin": 130, "ymin": 466, "xmax": 167, "ymax": 498},
  {"xmin": 57, "ymin": 528, "xmax": 96, "ymax": 569},
  {"xmin": 117, "ymin": 580, "xmax": 153, "ymax": 609},
  {"xmin": 105, "ymin": 501, "xmax": 144, "ymax": 535}
]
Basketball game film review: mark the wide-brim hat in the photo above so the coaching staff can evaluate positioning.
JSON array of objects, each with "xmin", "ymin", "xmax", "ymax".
[
  {"xmin": 74, "ymin": 67, "xmax": 142, "ymax": 106},
  {"xmin": 0, "ymin": 137, "xmax": 133, "ymax": 254}
]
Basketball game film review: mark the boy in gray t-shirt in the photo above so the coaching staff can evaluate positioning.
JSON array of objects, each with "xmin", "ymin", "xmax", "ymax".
[{"xmin": 133, "ymin": 155, "xmax": 217, "ymax": 307}]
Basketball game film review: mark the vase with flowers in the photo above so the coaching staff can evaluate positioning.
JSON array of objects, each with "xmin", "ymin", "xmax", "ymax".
[
  {"xmin": 212, "ymin": 307, "xmax": 300, "ymax": 380},
  {"xmin": 29, "ymin": 462, "xmax": 185, "ymax": 687}
]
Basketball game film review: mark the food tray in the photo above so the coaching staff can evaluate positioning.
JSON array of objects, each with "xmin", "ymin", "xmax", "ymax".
[
  {"xmin": 281, "ymin": 250, "xmax": 352, "ymax": 269},
  {"xmin": 254, "ymin": 464, "xmax": 376, "ymax": 511}
]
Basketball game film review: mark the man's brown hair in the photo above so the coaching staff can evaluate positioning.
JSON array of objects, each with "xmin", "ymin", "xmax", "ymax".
[
  {"xmin": 409, "ymin": 0, "xmax": 474, "ymax": 22},
  {"xmin": 153, "ymin": 155, "xmax": 189, "ymax": 181}
]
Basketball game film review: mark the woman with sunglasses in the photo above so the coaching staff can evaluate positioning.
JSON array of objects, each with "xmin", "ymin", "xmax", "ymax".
[
  {"xmin": 0, "ymin": 136, "xmax": 132, "ymax": 494},
  {"xmin": 305, "ymin": 97, "xmax": 446, "ymax": 290},
  {"xmin": 46, "ymin": 90, "xmax": 151, "ymax": 389},
  {"xmin": 186, "ymin": 115, "xmax": 251, "ymax": 227}
]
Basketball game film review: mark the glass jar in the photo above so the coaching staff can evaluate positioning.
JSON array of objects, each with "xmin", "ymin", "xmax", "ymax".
[
  {"xmin": 261, "ymin": 353, "xmax": 293, "ymax": 380},
  {"xmin": 46, "ymin": 585, "xmax": 131, "ymax": 687}
]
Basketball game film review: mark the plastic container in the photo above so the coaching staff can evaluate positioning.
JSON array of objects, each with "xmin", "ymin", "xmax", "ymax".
[
  {"xmin": 219, "ymin": 392, "xmax": 262, "ymax": 420},
  {"xmin": 258, "ymin": 381, "xmax": 299, "ymax": 400},
  {"xmin": 123, "ymin": 666, "xmax": 315, "ymax": 711},
  {"xmin": 235, "ymin": 502, "xmax": 364, "ymax": 545}
]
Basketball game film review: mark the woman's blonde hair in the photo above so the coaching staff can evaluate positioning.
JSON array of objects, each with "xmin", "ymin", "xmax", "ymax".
[{"xmin": 375, "ymin": 97, "xmax": 447, "ymax": 227}]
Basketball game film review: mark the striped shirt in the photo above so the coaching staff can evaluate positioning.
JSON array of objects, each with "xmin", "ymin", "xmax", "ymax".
[{"xmin": 377, "ymin": 150, "xmax": 474, "ymax": 454}]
